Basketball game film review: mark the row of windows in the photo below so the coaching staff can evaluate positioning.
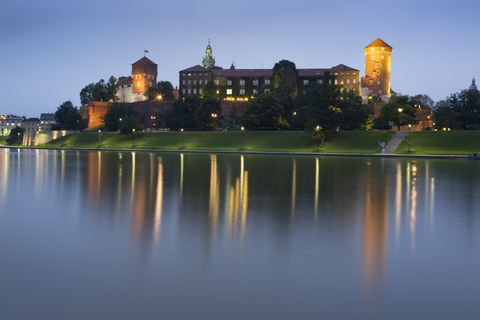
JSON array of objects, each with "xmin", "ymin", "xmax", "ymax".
[
  {"xmin": 134, "ymin": 74, "xmax": 155, "ymax": 80},
  {"xmin": 302, "ymin": 79, "xmax": 357, "ymax": 85},
  {"xmin": 182, "ymin": 73, "xmax": 209, "ymax": 77},
  {"xmin": 182, "ymin": 78, "xmax": 357, "ymax": 87},
  {"xmin": 371, "ymin": 56, "xmax": 386, "ymax": 60}
]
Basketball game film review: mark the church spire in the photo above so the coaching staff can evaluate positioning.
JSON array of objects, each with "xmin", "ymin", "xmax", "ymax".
[{"xmin": 202, "ymin": 39, "xmax": 216, "ymax": 69}]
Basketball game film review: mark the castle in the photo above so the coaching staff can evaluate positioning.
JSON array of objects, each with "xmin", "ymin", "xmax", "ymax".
[{"xmin": 116, "ymin": 56, "xmax": 158, "ymax": 103}]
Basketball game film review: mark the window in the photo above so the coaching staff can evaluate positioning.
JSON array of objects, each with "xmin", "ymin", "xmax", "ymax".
[
  {"xmin": 346, "ymin": 79, "xmax": 350, "ymax": 84},
  {"xmin": 381, "ymin": 48, "xmax": 384, "ymax": 51},
  {"xmin": 194, "ymin": 74, "xmax": 196, "ymax": 76},
  {"xmin": 182, "ymin": 80, "xmax": 185, "ymax": 85},
  {"xmin": 214, "ymin": 80, "xmax": 219, "ymax": 85},
  {"xmin": 377, "ymin": 81, "xmax": 381, "ymax": 85},
  {"xmin": 227, "ymin": 89, "xmax": 232, "ymax": 95},
  {"xmin": 303, "ymin": 80, "xmax": 308, "ymax": 85},
  {"xmin": 200, "ymin": 73, "xmax": 202, "ymax": 76},
  {"xmin": 353, "ymin": 73, "xmax": 356, "ymax": 75},
  {"xmin": 199, "ymin": 89, "xmax": 202, "ymax": 94},
  {"xmin": 264, "ymin": 89, "xmax": 270, "ymax": 93},
  {"xmin": 149, "ymin": 82, "xmax": 152, "ymax": 86},
  {"xmin": 376, "ymin": 70, "xmax": 380, "ymax": 75},
  {"xmin": 334, "ymin": 79, "xmax": 338, "ymax": 85},
  {"xmin": 137, "ymin": 82, "xmax": 140, "ymax": 86},
  {"xmin": 318, "ymin": 79, "xmax": 322, "ymax": 84},
  {"xmin": 265, "ymin": 79, "xmax": 270, "ymax": 85},
  {"xmin": 381, "ymin": 56, "xmax": 384, "ymax": 59},
  {"xmin": 329, "ymin": 80, "xmax": 332, "ymax": 84},
  {"xmin": 188, "ymin": 89, "xmax": 191, "ymax": 94},
  {"xmin": 240, "ymin": 89, "xmax": 245, "ymax": 95},
  {"xmin": 341, "ymin": 73, "xmax": 344, "ymax": 76},
  {"xmin": 316, "ymin": 71, "xmax": 320, "ymax": 75},
  {"xmin": 347, "ymin": 73, "xmax": 350, "ymax": 75},
  {"xmin": 340, "ymin": 80, "xmax": 344, "ymax": 85},
  {"xmin": 194, "ymin": 80, "xmax": 197, "ymax": 85},
  {"xmin": 188, "ymin": 80, "xmax": 191, "ymax": 85},
  {"xmin": 139, "ymin": 75, "xmax": 141, "ymax": 79},
  {"xmin": 240, "ymin": 80, "xmax": 245, "ymax": 85},
  {"xmin": 227, "ymin": 80, "xmax": 232, "ymax": 85},
  {"xmin": 193, "ymin": 89, "xmax": 197, "ymax": 94},
  {"xmin": 199, "ymin": 80, "xmax": 202, "ymax": 85},
  {"xmin": 371, "ymin": 56, "xmax": 374, "ymax": 60},
  {"xmin": 253, "ymin": 80, "xmax": 258, "ymax": 85},
  {"xmin": 182, "ymin": 74, "xmax": 185, "ymax": 76},
  {"xmin": 353, "ymin": 79, "xmax": 356, "ymax": 84},
  {"xmin": 253, "ymin": 89, "xmax": 258, "ymax": 94}
]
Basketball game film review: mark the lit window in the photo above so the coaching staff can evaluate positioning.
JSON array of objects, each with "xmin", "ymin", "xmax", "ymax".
[
  {"xmin": 227, "ymin": 89, "xmax": 232, "ymax": 95},
  {"xmin": 200, "ymin": 73, "xmax": 202, "ymax": 76},
  {"xmin": 341, "ymin": 73, "xmax": 344, "ymax": 76},
  {"xmin": 253, "ymin": 89, "xmax": 258, "ymax": 94},
  {"xmin": 214, "ymin": 80, "xmax": 219, "ymax": 85},
  {"xmin": 347, "ymin": 73, "xmax": 350, "ymax": 75},
  {"xmin": 381, "ymin": 48, "xmax": 385, "ymax": 51},
  {"xmin": 227, "ymin": 80, "xmax": 232, "ymax": 85},
  {"xmin": 183, "ymin": 74, "xmax": 185, "ymax": 76},
  {"xmin": 335, "ymin": 79, "xmax": 338, "ymax": 84},
  {"xmin": 253, "ymin": 80, "xmax": 258, "ymax": 86},
  {"xmin": 265, "ymin": 79, "xmax": 270, "ymax": 85},
  {"xmin": 353, "ymin": 73, "xmax": 356, "ymax": 75},
  {"xmin": 194, "ymin": 74, "xmax": 196, "ymax": 76},
  {"xmin": 303, "ymin": 80, "xmax": 308, "ymax": 85},
  {"xmin": 240, "ymin": 80, "xmax": 245, "ymax": 85},
  {"xmin": 346, "ymin": 79, "xmax": 350, "ymax": 84},
  {"xmin": 329, "ymin": 80, "xmax": 332, "ymax": 84},
  {"xmin": 139, "ymin": 75, "xmax": 141, "ymax": 79},
  {"xmin": 137, "ymin": 82, "xmax": 140, "ymax": 86},
  {"xmin": 340, "ymin": 80, "xmax": 344, "ymax": 85},
  {"xmin": 240, "ymin": 89, "xmax": 245, "ymax": 95}
]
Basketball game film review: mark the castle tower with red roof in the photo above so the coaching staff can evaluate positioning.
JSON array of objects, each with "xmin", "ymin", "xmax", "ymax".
[
  {"xmin": 361, "ymin": 38, "xmax": 392, "ymax": 103},
  {"xmin": 131, "ymin": 56, "xmax": 158, "ymax": 102}
]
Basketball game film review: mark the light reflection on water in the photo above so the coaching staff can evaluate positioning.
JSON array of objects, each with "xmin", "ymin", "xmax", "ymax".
[{"xmin": 0, "ymin": 148, "xmax": 479, "ymax": 320}]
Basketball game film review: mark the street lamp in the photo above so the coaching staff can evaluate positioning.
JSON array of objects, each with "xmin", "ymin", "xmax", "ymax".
[
  {"xmin": 293, "ymin": 112, "xmax": 297, "ymax": 131},
  {"xmin": 98, "ymin": 129, "xmax": 101, "ymax": 147},
  {"xmin": 408, "ymin": 124, "xmax": 411, "ymax": 152},
  {"xmin": 132, "ymin": 128, "xmax": 135, "ymax": 148},
  {"xmin": 398, "ymin": 108, "xmax": 403, "ymax": 131},
  {"xmin": 180, "ymin": 128, "xmax": 184, "ymax": 149},
  {"xmin": 241, "ymin": 126, "xmax": 244, "ymax": 150}
]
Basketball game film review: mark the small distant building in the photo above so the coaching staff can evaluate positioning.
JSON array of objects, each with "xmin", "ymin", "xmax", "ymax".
[
  {"xmin": 39, "ymin": 113, "xmax": 56, "ymax": 131},
  {"xmin": 1, "ymin": 116, "xmax": 23, "ymax": 136},
  {"xmin": 21, "ymin": 118, "xmax": 40, "ymax": 146}
]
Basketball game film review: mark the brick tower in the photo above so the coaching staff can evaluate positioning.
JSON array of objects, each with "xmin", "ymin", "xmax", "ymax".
[
  {"xmin": 361, "ymin": 38, "xmax": 392, "ymax": 101},
  {"xmin": 131, "ymin": 56, "xmax": 158, "ymax": 102}
]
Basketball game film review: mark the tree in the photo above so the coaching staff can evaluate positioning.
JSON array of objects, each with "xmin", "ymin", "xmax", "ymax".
[
  {"xmin": 80, "ymin": 76, "xmax": 118, "ymax": 105},
  {"xmin": 272, "ymin": 60, "xmax": 298, "ymax": 98},
  {"xmin": 337, "ymin": 89, "xmax": 370, "ymax": 130},
  {"xmin": 119, "ymin": 114, "xmax": 142, "ymax": 135},
  {"xmin": 243, "ymin": 93, "xmax": 288, "ymax": 130},
  {"xmin": 144, "ymin": 81, "xmax": 175, "ymax": 100},
  {"xmin": 410, "ymin": 94, "xmax": 434, "ymax": 109},
  {"xmin": 203, "ymin": 80, "xmax": 218, "ymax": 98},
  {"xmin": 433, "ymin": 104, "xmax": 458, "ymax": 130},
  {"xmin": 102, "ymin": 103, "xmax": 139, "ymax": 132},
  {"xmin": 6, "ymin": 126, "xmax": 24, "ymax": 145},
  {"xmin": 54, "ymin": 101, "xmax": 85, "ymax": 130},
  {"xmin": 304, "ymin": 83, "xmax": 342, "ymax": 142},
  {"xmin": 377, "ymin": 95, "xmax": 417, "ymax": 130},
  {"xmin": 161, "ymin": 96, "xmax": 202, "ymax": 130},
  {"xmin": 194, "ymin": 97, "xmax": 222, "ymax": 130}
]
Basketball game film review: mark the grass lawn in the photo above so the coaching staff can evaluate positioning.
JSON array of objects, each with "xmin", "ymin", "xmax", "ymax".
[
  {"xmin": 40, "ymin": 130, "xmax": 395, "ymax": 154},
  {"xmin": 0, "ymin": 136, "xmax": 7, "ymax": 145},
  {"xmin": 395, "ymin": 131, "xmax": 480, "ymax": 155}
]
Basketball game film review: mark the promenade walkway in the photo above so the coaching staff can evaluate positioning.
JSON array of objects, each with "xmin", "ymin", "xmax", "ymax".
[{"xmin": 385, "ymin": 131, "xmax": 408, "ymax": 154}]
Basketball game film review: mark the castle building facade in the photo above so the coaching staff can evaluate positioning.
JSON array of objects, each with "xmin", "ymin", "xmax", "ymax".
[
  {"xmin": 116, "ymin": 57, "xmax": 158, "ymax": 103},
  {"xmin": 179, "ymin": 42, "xmax": 360, "ymax": 100}
]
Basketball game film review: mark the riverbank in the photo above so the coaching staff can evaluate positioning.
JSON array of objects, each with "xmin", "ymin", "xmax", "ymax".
[
  {"xmin": 39, "ymin": 131, "xmax": 396, "ymax": 154},
  {"xmin": 395, "ymin": 131, "xmax": 480, "ymax": 155}
]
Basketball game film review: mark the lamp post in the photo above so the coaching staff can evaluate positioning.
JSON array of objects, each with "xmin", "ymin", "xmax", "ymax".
[
  {"xmin": 293, "ymin": 112, "xmax": 297, "ymax": 131},
  {"xmin": 397, "ymin": 108, "xmax": 403, "ymax": 131},
  {"xmin": 316, "ymin": 125, "xmax": 320, "ymax": 151},
  {"xmin": 408, "ymin": 124, "xmax": 411, "ymax": 152},
  {"xmin": 98, "ymin": 129, "xmax": 101, "ymax": 147},
  {"xmin": 241, "ymin": 126, "xmax": 244, "ymax": 150},
  {"xmin": 132, "ymin": 128, "xmax": 135, "ymax": 148},
  {"xmin": 181, "ymin": 128, "xmax": 184, "ymax": 149}
]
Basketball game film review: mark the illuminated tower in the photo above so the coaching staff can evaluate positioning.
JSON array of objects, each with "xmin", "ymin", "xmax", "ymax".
[
  {"xmin": 361, "ymin": 38, "xmax": 392, "ymax": 100},
  {"xmin": 131, "ymin": 56, "xmax": 158, "ymax": 102},
  {"xmin": 202, "ymin": 40, "xmax": 216, "ymax": 69}
]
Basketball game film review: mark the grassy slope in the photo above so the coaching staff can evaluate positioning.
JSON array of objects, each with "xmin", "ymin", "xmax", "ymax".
[
  {"xmin": 0, "ymin": 137, "xmax": 6, "ymax": 145},
  {"xmin": 395, "ymin": 131, "xmax": 480, "ymax": 155},
  {"xmin": 40, "ymin": 131, "xmax": 396, "ymax": 154}
]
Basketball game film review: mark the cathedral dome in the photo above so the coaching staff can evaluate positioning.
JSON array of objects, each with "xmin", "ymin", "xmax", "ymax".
[{"xmin": 469, "ymin": 78, "xmax": 478, "ymax": 91}]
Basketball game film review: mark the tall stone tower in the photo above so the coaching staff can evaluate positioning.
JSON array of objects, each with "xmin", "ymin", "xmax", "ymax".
[
  {"xmin": 131, "ymin": 56, "xmax": 158, "ymax": 102},
  {"xmin": 361, "ymin": 38, "xmax": 392, "ymax": 101},
  {"xmin": 202, "ymin": 40, "xmax": 216, "ymax": 69}
]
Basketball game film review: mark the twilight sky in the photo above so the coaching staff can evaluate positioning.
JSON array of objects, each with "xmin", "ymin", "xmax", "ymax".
[{"xmin": 1, "ymin": 0, "xmax": 479, "ymax": 117}]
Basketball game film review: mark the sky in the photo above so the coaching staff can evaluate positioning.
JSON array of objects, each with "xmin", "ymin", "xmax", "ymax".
[{"xmin": 2, "ymin": 0, "xmax": 480, "ymax": 117}]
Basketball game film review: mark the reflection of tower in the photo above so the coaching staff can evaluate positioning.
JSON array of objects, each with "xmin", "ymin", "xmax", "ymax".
[
  {"xmin": 362, "ymin": 163, "xmax": 389, "ymax": 297},
  {"xmin": 361, "ymin": 38, "xmax": 392, "ymax": 101},
  {"xmin": 209, "ymin": 155, "xmax": 220, "ymax": 235},
  {"xmin": 202, "ymin": 40, "xmax": 216, "ymax": 69}
]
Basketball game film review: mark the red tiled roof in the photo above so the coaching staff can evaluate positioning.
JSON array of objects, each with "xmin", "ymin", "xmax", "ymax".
[
  {"xmin": 119, "ymin": 76, "xmax": 132, "ymax": 83},
  {"xmin": 329, "ymin": 64, "xmax": 359, "ymax": 72},
  {"xmin": 179, "ymin": 65, "xmax": 210, "ymax": 72},
  {"xmin": 365, "ymin": 38, "xmax": 392, "ymax": 49},
  {"xmin": 132, "ymin": 56, "xmax": 157, "ymax": 66}
]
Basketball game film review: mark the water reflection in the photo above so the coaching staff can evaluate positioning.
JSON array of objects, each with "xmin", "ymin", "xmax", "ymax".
[{"xmin": 2, "ymin": 149, "xmax": 480, "ymax": 320}]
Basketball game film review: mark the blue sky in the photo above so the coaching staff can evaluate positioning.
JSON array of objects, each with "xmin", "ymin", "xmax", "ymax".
[{"xmin": 2, "ymin": 0, "xmax": 479, "ymax": 117}]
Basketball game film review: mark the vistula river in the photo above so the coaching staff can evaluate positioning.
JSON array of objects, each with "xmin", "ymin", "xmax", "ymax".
[{"xmin": 0, "ymin": 148, "xmax": 479, "ymax": 320}]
